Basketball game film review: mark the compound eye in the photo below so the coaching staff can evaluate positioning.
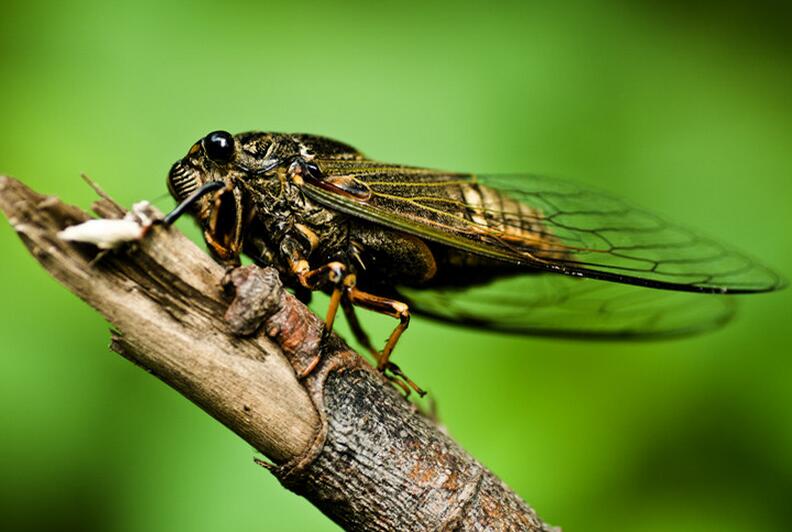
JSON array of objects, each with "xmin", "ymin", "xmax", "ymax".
[{"xmin": 203, "ymin": 130, "xmax": 235, "ymax": 163}]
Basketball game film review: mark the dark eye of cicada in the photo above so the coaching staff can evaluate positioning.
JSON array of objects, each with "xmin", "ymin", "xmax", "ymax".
[{"xmin": 202, "ymin": 130, "xmax": 235, "ymax": 163}]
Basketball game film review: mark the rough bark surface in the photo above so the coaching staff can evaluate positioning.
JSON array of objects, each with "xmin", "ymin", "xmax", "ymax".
[
  {"xmin": 0, "ymin": 175, "xmax": 557, "ymax": 531},
  {"xmin": 292, "ymin": 370, "xmax": 552, "ymax": 531}
]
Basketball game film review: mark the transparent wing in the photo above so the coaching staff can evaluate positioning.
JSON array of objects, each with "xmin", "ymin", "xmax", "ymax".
[
  {"xmin": 474, "ymin": 175, "xmax": 782, "ymax": 293},
  {"xmin": 397, "ymin": 274, "xmax": 736, "ymax": 338},
  {"xmin": 306, "ymin": 162, "xmax": 784, "ymax": 294}
]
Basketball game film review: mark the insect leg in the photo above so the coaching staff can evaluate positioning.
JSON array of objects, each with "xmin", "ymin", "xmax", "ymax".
[
  {"xmin": 340, "ymin": 297, "xmax": 378, "ymax": 359},
  {"xmin": 342, "ymin": 294, "xmax": 424, "ymax": 397},
  {"xmin": 291, "ymin": 260, "xmax": 347, "ymax": 326},
  {"xmin": 346, "ymin": 288, "xmax": 425, "ymax": 397},
  {"xmin": 346, "ymin": 288, "xmax": 410, "ymax": 369},
  {"xmin": 324, "ymin": 272, "xmax": 357, "ymax": 331},
  {"xmin": 384, "ymin": 362, "xmax": 424, "ymax": 398},
  {"xmin": 203, "ymin": 229, "xmax": 242, "ymax": 267},
  {"xmin": 287, "ymin": 250, "xmax": 423, "ymax": 394},
  {"xmin": 288, "ymin": 258, "xmax": 348, "ymax": 378}
]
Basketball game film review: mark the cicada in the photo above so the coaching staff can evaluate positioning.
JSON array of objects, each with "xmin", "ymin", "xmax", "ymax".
[{"xmin": 166, "ymin": 130, "xmax": 784, "ymax": 393}]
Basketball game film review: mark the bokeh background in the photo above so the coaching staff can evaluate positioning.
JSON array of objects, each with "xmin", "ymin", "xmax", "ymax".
[{"xmin": 1, "ymin": 1, "xmax": 791, "ymax": 531}]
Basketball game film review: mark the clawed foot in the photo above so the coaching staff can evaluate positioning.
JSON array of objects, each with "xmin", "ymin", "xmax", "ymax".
[{"xmin": 382, "ymin": 361, "xmax": 426, "ymax": 398}]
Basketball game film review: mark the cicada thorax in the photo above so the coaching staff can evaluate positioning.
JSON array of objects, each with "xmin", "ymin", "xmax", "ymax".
[{"xmin": 235, "ymin": 175, "xmax": 349, "ymax": 276}]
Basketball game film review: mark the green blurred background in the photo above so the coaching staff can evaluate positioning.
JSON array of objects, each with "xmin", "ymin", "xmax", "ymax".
[{"xmin": 1, "ymin": 1, "xmax": 790, "ymax": 530}]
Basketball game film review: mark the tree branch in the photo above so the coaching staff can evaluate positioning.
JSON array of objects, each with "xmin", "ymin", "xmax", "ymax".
[{"xmin": 0, "ymin": 175, "xmax": 557, "ymax": 531}]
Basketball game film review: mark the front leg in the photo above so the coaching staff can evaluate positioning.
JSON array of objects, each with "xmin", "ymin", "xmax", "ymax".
[
  {"xmin": 280, "ymin": 235, "xmax": 348, "ymax": 376},
  {"xmin": 292, "ymin": 259, "xmax": 349, "ymax": 331}
]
